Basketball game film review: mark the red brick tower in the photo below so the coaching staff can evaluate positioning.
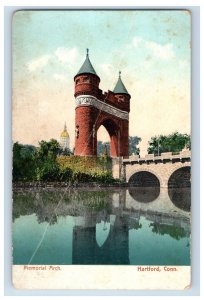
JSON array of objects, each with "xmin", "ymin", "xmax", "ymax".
[{"xmin": 74, "ymin": 49, "xmax": 130, "ymax": 157}]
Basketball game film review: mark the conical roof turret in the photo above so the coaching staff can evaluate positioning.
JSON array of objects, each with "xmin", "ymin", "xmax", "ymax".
[
  {"xmin": 113, "ymin": 71, "xmax": 129, "ymax": 95},
  {"xmin": 75, "ymin": 49, "xmax": 98, "ymax": 78}
]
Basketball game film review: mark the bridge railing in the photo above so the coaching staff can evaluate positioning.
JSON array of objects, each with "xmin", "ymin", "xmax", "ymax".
[{"xmin": 122, "ymin": 150, "xmax": 191, "ymax": 162}]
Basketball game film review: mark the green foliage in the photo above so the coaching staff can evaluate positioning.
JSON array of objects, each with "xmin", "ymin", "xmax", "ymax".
[
  {"xmin": 13, "ymin": 142, "xmax": 37, "ymax": 181},
  {"xmin": 97, "ymin": 136, "xmax": 141, "ymax": 157},
  {"xmin": 59, "ymin": 147, "xmax": 73, "ymax": 156},
  {"xmin": 38, "ymin": 139, "xmax": 61, "ymax": 161},
  {"xmin": 147, "ymin": 132, "xmax": 191, "ymax": 155},
  {"xmin": 129, "ymin": 136, "xmax": 141, "ymax": 155},
  {"xmin": 35, "ymin": 162, "xmax": 60, "ymax": 181},
  {"xmin": 13, "ymin": 140, "xmax": 117, "ymax": 184},
  {"xmin": 57, "ymin": 155, "xmax": 112, "ymax": 174},
  {"xmin": 35, "ymin": 139, "xmax": 62, "ymax": 181},
  {"xmin": 97, "ymin": 141, "xmax": 110, "ymax": 157},
  {"xmin": 57, "ymin": 156, "xmax": 116, "ymax": 184}
]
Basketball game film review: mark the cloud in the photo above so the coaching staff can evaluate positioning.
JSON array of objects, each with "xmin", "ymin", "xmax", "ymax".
[
  {"xmin": 132, "ymin": 36, "xmax": 175, "ymax": 61},
  {"xmin": 132, "ymin": 37, "xmax": 143, "ymax": 48},
  {"xmin": 26, "ymin": 47, "xmax": 80, "ymax": 74},
  {"xmin": 55, "ymin": 47, "xmax": 78, "ymax": 64},
  {"xmin": 27, "ymin": 54, "xmax": 52, "ymax": 72},
  {"xmin": 145, "ymin": 41, "xmax": 174, "ymax": 60},
  {"xmin": 99, "ymin": 63, "xmax": 114, "ymax": 75},
  {"xmin": 53, "ymin": 73, "xmax": 67, "ymax": 82}
]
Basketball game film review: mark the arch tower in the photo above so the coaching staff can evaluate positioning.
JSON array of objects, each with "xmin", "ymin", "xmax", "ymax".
[{"xmin": 74, "ymin": 49, "xmax": 131, "ymax": 157}]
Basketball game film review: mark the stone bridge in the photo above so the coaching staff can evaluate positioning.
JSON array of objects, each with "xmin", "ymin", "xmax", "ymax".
[{"xmin": 112, "ymin": 150, "xmax": 191, "ymax": 188}]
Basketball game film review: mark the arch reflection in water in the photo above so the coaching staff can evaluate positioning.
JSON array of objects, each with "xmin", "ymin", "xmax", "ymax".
[
  {"xmin": 128, "ymin": 171, "xmax": 160, "ymax": 203},
  {"xmin": 168, "ymin": 188, "xmax": 191, "ymax": 212},
  {"xmin": 12, "ymin": 189, "xmax": 190, "ymax": 265},
  {"xmin": 168, "ymin": 167, "xmax": 191, "ymax": 212},
  {"xmin": 128, "ymin": 187, "xmax": 160, "ymax": 203},
  {"xmin": 72, "ymin": 215, "xmax": 130, "ymax": 265}
]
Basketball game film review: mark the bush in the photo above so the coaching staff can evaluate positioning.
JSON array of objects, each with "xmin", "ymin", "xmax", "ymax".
[
  {"xmin": 36, "ymin": 161, "xmax": 60, "ymax": 182},
  {"xmin": 13, "ymin": 141, "xmax": 117, "ymax": 184}
]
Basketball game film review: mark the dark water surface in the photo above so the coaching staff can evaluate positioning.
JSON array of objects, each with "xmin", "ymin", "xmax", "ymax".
[{"xmin": 13, "ymin": 187, "xmax": 190, "ymax": 265}]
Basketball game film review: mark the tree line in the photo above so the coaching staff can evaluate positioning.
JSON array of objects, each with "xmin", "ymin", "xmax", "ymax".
[{"xmin": 13, "ymin": 132, "xmax": 190, "ymax": 182}]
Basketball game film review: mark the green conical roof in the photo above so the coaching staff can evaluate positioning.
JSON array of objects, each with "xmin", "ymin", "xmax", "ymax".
[
  {"xmin": 75, "ymin": 49, "xmax": 98, "ymax": 77},
  {"xmin": 113, "ymin": 71, "xmax": 129, "ymax": 94}
]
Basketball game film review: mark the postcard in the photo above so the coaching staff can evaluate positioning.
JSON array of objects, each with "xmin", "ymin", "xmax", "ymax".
[{"xmin": 12, "ymin": 10, "xmax": 191, "ymax": 290}]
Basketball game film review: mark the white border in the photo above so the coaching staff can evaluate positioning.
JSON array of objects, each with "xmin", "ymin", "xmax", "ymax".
[{"xmin": 2, "ymin": 1, "xmax": 202, "ymax": 298}]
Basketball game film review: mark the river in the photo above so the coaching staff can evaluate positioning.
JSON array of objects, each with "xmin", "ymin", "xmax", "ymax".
[{"xmin": 12, "ymin": 187, "xmax": 190, "ymax": 265}]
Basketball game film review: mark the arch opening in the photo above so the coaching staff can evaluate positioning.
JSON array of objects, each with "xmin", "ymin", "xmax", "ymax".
[
  {"xmin": 168, "ymin": 167, "xmax": 191, "ymax": 188},
  {"xmin": 168, "ymin": 167, "xmax": 191, "ymax": 212},
  {"xmin": 97, "ymin": 125, "xmax": 110, "ymax": 157},
  {"xmin": 96, "ymin": 119, "xmax": 119, "ymax": 157},
  {"xmin": 128, "ymin": 171, "xmax": 160, "ymax": 203},
  {"xmin": 129, "ymin": 171, "xmax": 160, "ymax": 187}
]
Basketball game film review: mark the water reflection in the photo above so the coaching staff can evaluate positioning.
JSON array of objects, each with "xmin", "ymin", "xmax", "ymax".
[
  {"xmin": 128, "ymin": 187, "xmax": 160, "ymax": 203},
  {"xmin": 168, "ymin": 188, "xmax": 191, "ymax": 212},
  {"xmin": 149, "ymin": 222, "xmax": 189, "ymax": 241},
  {"xmin": 73, "ymin": 215, "xmax": 130, "ymax": 265},
  {"xmin": 13, "ymin": 187, "xmax": 191, "ymax": 265}
]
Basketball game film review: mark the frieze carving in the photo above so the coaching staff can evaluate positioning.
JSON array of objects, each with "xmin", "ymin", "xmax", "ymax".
[{"xmin": 75, "ymin": 95, "xmax": 129, "ymax": 120}]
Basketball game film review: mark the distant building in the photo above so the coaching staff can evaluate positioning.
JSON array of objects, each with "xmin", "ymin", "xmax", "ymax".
[{"xmin": 60, "ymin": 122, "xmax": 70, "ymax": 150}]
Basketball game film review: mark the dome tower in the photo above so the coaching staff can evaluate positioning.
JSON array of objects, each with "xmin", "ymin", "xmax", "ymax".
[{"xmin": 60, "ymin": 122, "xmax": 70, "ymax": 150}]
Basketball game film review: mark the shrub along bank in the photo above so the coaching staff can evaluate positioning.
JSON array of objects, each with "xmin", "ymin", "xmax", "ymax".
[{"xmin": 13, "ymin": 140, "xmax": 117, "ymax": 184}]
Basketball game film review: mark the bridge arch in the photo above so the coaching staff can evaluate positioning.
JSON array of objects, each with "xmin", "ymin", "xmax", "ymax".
[
  {"xmin": 167, "ymin": 165, "xmax": 191, "ymax": 188},
  {"xmin": 128, "ymin": 170, "xmax": 160, "ymax": 203},
  {"xmin": 128, "ymin": 171, "xmax": 160, "ymax": 187},
  {"xmin": 124, "ymin": 160, "xmax": 191, "ymax": 188},
  {"xmin": 127, "ymin": 167, "xmax": 163, "ymax": 187},
  {"xmin": 168, "ymin": 166, "xmax": 191, "ymax": 212}
]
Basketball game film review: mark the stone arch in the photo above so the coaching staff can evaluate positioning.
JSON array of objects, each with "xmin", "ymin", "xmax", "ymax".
[
  {"xmin": 167, "ymin": 163, "xmax": 191, "ymax": 180},
  {"xmin": 126, "ymin": 167, "xmax": 163, "ymax": 187},
  {"xmin": 168, "ymin": 166, "xmax": 191, "ymax": 212},
  {"xmin": 168, "ymin": 166, "xmax": 191, "ymax": 188},
  {"xmin": 128, "ymin": 171, "xmax": 160, "ymax": 187}
]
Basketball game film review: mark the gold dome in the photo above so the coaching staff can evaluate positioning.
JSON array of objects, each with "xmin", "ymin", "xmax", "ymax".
[
  {"xmin": 60, "ymin": 123, "xmax": 69, "ymax": 138},
  {"xmin": 60, "ymin": 131, "xmax": 69, "ymax": 138}
]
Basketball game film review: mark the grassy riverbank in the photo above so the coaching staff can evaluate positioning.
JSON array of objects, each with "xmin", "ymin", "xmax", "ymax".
[{"xmin": 13, "ymin": 140, "xmax": 119, "ymax": 184}]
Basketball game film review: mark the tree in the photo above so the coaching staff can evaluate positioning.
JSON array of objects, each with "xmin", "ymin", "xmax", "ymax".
[
  {"xmin": 36, "ymin": 139, "xmax": 61, "ymax": 181},
  {"xmin": 59, "ymin": 147, "xmax": 73, "ymax": 156},
  {"xmin": 129, "ymin": 136, "xmax": 141, "ymax": 155},
  {"xmin": 97, "ymin": 136, "xmax": 141, "ymax": 157},
  {"xmin": 13, "ymin": 142, "xmax": 37, "ymax": 181},
  {"xmin": 97, "ymin": 141, "xmax": 110, "ymax": 157},
  {"xmin": 37, "ymin": 139, "xmax": 61, "ymax": 161},
  {"xmin": 147, "ymin": 132, "xmax": 191, "ymax": 155}
]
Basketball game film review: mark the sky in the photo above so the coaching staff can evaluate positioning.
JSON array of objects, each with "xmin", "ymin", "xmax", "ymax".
[{"xmin": 12, "ymin": 10, "xmax": 191, "ymax": 155}]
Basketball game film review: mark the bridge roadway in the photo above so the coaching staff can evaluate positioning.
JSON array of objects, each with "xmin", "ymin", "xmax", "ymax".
[{"xmin": 112, "ymin": 150, "xmax": 191, "ymax": 188}]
